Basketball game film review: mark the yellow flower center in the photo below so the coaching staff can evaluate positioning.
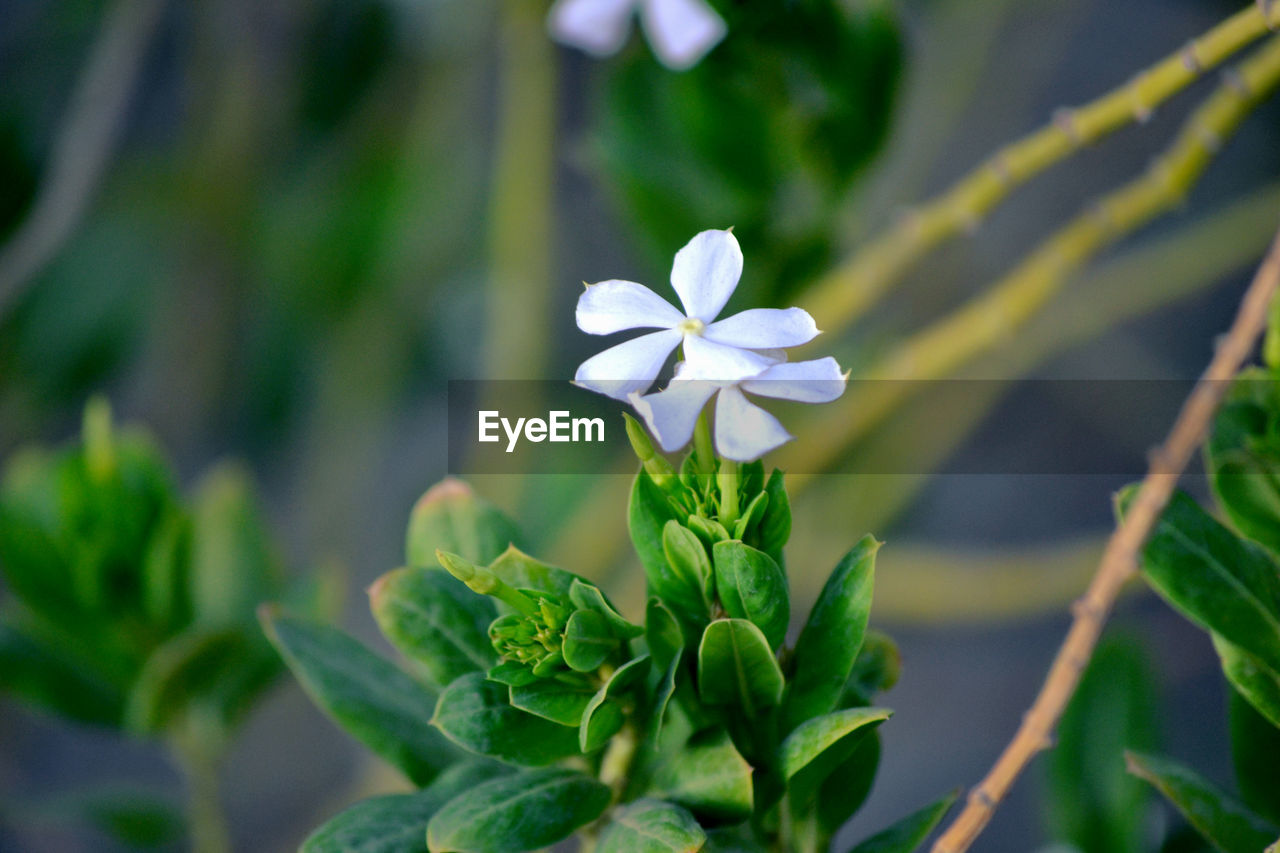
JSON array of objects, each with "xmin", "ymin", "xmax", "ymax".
[{"xmin": 678, "ymin": 317, "xmax": 705, "ymax": 335}]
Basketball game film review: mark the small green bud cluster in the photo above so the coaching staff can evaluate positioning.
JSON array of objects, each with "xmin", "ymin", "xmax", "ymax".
[{"xmin": 488, "ymin": 594, "xmax": 574, "ymax": 675}]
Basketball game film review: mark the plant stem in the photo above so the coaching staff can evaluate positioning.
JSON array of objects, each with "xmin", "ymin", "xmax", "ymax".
[
  {"xmin": 172, "ymin": 735, "xmax": 231, "ymax": 853},
  {"xmin": 931, "ymin": 218, "xmax": 1280, "ymax": 853},
  {"xmin": 800, "ymin": 2, "xmax": 1280, "ymax": 333},
  {"xmin": 780, "ymin": 35, "xmax": 1280, "ymax": 487},
  {"xmin": 718, "ymin": 458, "xmax": 741, "ymax": 530},
  {"xmin": 693, "ymin": 412, "xmax": 716, "ymax": 478}
]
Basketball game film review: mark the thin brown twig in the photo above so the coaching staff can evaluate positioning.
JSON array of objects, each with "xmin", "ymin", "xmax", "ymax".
[{"xmin": 930, "ymin": 219, "xmax": 1280, "ymax": 853}]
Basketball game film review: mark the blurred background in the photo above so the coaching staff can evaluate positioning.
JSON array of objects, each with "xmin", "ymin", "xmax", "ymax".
[{"xmin": 2, "ymin": 0, "xmax": 1279, "ymax": 850}]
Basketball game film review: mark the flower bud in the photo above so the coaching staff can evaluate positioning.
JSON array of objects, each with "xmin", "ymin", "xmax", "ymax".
[{"xmin": 624, "ymin": 413, "xmax": 676, "ymax": 489}]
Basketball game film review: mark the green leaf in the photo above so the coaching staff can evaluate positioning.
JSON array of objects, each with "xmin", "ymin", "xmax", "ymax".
[
  {"xmin": 785, "ymin": 536, "xmax": 879, "ymax": 730},
  {"xmin": 648, "ymin": 728, "xmax": 754, "ymax": 823},
  {"xmin": 425, "ymin": 767, "xmax": 610, "ymax": 853},
  {"xmin": 662, "ymin": 520, "xmax": 714, "ymax": 615},
  {"xmin": 646, "ymin": 597, "xmax": 684, "ymax": 672},
  {"xmin": 405, "ymin": 478, "xmax": 522, "ymax": 568},
  {"xmin": 711, "ymin": 540, "xmax": 789, "ymax": 650},
  {"xmin": 509, "ymin": 680, "xmax": 593, "ymax": 727},
  {"xmin": 1229, "ymin": 688, "xmax": 1280, "ymax": 827},
  {"xmin": 648, "ymin": 649, "xmax": 682, "ymax": 746},
  {"xmin": 1206, "ymin": 370, "xmax": 1280, "ymax": 556},
  {"xmin": 430, "ymin": 672, "xmax": 581, "ymax": 766},
  {"xmin": 301, "ymin": 762, "xmax": 507, "ymax": 853},
  {"xmin": 842, "ymin": 629, "xmax": 901, "ymax": 707},
  {"xmin": 630, "ymin": 474, "xmax": 690, "ymax": 610},
  {"xmin": 140, "ymin": 509, "xmax": 191, "ymax": 633},
  {"xmin": 1121, "ymin": 488, "xmax": 1280, "ymax": 673},
  {"xmin": 1047, "ymin": 634, "xmax": 1159, "ymax": 853},
  {"xmin": 1213, "ymin": 632, "xmax": 1280, "ymax": 728},
  {"xmin": 816, "ymin": 731, "xmax": 881, "ymax": 836},
  {"xmin": 779, "ymin": 707, "xmax": 891, "ymax": 808},
  {"xmin": 697, "ymin": 619, "xmax": 784, "ymax": 716},
  {"xmin": 488, "ymin": 545, "xmax": 582, "ymax": 603},
  {"xmin": 756, "ymin": 470, "xmax": 790, "ymax": 558},
  {"xmin": 369, "ymin": 566, "xmax": 496, "ymax": 689},
  {"xmin": 570, "ymin": 579, "xmax": 643, "ymax": 639},
  {"xmin": 1126, "ymin": 751, "xmax": 1278, "ymax": 853},
  {"xmin": 261, "ymin": 611, "xmax": 456, "ymax": 785},
  {"xmin": 580, "ymin": 654, "xmax": 650, "ymax": 752},
  {"xmin": 843, "ymin": 790, "xmax": 959, "ymax": 853},
  {"xmin": 563, "ymin": 609, "xmax": 618, "ymax": 672},
  {"xmin": 0, "ymin": 618, "xmax": 121, "ymax": 726},
  {"xmin": 189, "ymin": 464, "xmax": 282, "ymax": 628},
  {"xmin": 596, "ymin": 799, "xmax": 707, "ymax": 853}
]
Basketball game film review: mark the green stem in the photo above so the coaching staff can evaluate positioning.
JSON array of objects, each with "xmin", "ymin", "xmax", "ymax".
[
  {"xmin": 718, "ymin": 458, "xmax": 740, "ymax": 530},
  {"xmin": 693, "ymin": 413, "xmax": 716, "ymax": 478},
  {"xmin": 172, "ymin": 734, "xmax": 231, "ymax": 853}
]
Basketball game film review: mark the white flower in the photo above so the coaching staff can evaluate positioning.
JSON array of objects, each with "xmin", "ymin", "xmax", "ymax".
[
  {"xmin": 630, "ymin": 355, "xmax": 848, "ymax": 461},
  {"xmin": 574, "ymin": 229, "xmax": 820, "ymax": 401},
  {"xmin": 547, "ymin": 0, "xmax": 726, "ymax": 71}
]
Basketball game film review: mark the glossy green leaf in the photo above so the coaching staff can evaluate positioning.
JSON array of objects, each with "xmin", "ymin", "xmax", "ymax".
[
  {"xmin": 369, "ymin": 566, "xmax": 496, "ymax": 689},
  {"xmin": 262, "ymin": 611, "xmax": 455, "ymax": 785},
  {"xmin": 816, "ymin": 731, "xmax": 881, "ymax": 836},
  {"xmin": 711, "ymin": 540, "xmax": 788, "ymax": 650},
  {"xmin": 662, "ymin": 520, "xmax": 714, "ymax": 615},
  {"xmin": 1126, "ymin": 751, "xmax": 1277, "ymax": 853},
  {"xmin": 1207, "ymin": 370, "xmax": 1280, "ymax": 555},
  {"xmin": 301, "ymin": 762, "xmax": 507, "ymax": 853},
  {"xmin": 564, "ymin": 609, "xmax": 618, "ymax": 672},
  {"xmin": 509, "ymin": 680, "xmax": 593, "ymax": 727},
  {"xmin": 487, "ymin": 660, "xmax": 539, "ymax": 687},
  {"xmin": 1047, "ymin": 634, "xmax": 1159, "ymax": 853},
  {"xmin": 580, "ymin": 654, "xmax": 650, "ymax": 752},
  {"xmin": 734, "ymin": 491, "xmax": 768, "ymax": 542},
  {"xmin": 648, "ymin": 729, "xmax": 754, "ymax": 823},
  {"xmin": 755, "ymin": 470, "xmax": 790, "ymax": 558},
  {"xmin": 1229, "ymin": 688, "xmax": 1280, "ymax": 827},
  {"xmin": 780, "ymin": 707, "xmax": 891, "ymax": 808},
  {"xmin": 487, "ymin": 545, "xmax": 582, "ymax": 603},
  {"xmin": 647, "ymin": 597, "xmax": 684, "ymax": 671},
  {"xmin": 405, "ymin": 478, "xmax": 522, "ymax": 568},
  {"xmin": 648, "ymin": 649, "xmax": 682, "ymax": 745},
  {"xmin": 1214, "ymin": 632, "xmax": 1280, "ymax": 728},
  {"xmin": 630, "ymin": 471, "xmax": 683, "ymax": 600},
  {"xmin": 431, "ymin": 672, "xmax": 581, "ymax": 765},
  {"xmin": 785, "ymin": 536, "xmax": 879, "ymax": 730},
  {"xmin": 1121, "ymin": 488, "xmax": 1280, "ymax": 673},
  {"xmin": 189, "ymin": 464, "xmax": 282, "ymax": 628},
  {"xmin": 425, "ymin": 767, "xmax": 610, "ymax": 853},
  {"xmin": 596, "ymin": 798, "xmax": 707, "ymax": 853},
  {"xmin": 697, "ymin": 619, "xmax": 784, "ymax": 715},
  {"xmin": 843, "ymin": 790, "xmax": 959, "ymax": 853},
  {"xmin": 569, "ymin": 579, "xmax": 643, "ymax": 639}
]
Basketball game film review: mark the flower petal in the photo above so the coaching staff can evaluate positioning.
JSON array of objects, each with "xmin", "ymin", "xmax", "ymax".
[
  {"xmin": 574, "ymin": 328, "xmax": 682, "ymax": 400},
  {"xmin": 547, "ymin": 0, "xmax": 637, "ymax": 57},
  {"xmin": 740, "ymin": 357, "xmax": 847, "ymax": 403},
  {"xmin": 714, "ymin": 386, "xmax": 793, "ymax": 461},
  {"xmin": 639, "ymin": 0, "xmax": 727, "ymax": 70},
  {"xmin": 577, "ymin": 280, "xmax": 685, "ymax": 335},
  {"xmin": 669, "ymin": 229, "xmax": 742, "ymax": 322},
  {"xmin": 703, "ymin": 307, "xmax": 819, "ymax": 349},
  {"xmin": 629, "ymin": 380, "xmax": 719, "ymax": 452},
  {"xmin": 680, "ymin": 334, "xmax": 778, "ymax": 382}
]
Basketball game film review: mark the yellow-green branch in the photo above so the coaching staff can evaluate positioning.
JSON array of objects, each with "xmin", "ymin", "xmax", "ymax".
[
  {"xmin": 779, "ymin": 34, "xmax": 1280, "ymax": 484},
  {"xmin": 800, "ymin": 2, "xmax": 1280, "ymax": 332}
]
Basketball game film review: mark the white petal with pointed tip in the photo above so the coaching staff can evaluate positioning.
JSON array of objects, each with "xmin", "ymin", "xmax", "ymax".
[
  {"xmin": 680, "ymin": 334, "xmax": 778, "ymax": 382},
  {"xmin": 669, "ymin": 229, "xmax": 742, "ymax": 322},
  {"xmin": 629, "ymin": 379, "xmax": 719, "ymax": 452},
  {"xmin": 703, "ymin": 307, "xmax": 819, "ymax": 349},
  {"xmin": 714, "ymin": 386, "xmax": 793, "ymax": 461},
  {"xmin": 740, "ymin": 357, "xmax": 847, "ymax": 403},
  {"xmin": 639, "ymin": 0, "xmax": 727, "ymax": 70},
  {"xmin": 576, "ymin": 280, "xmax": 686, "ymax": 335},
  {"xmin": 573, "ymin": 328, "xmax": 682, "ymax": 400},
  {"xmin": 547, "ymin": 0, "xmax": 637, "ymax": 57}
]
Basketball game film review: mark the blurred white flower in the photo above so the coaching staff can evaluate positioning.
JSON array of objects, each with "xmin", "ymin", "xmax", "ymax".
[
  {"xmin": 630, "ymin": 356, "xmax": 848, "ymax": 461},
  {"xmin": 574, "ymin": 229, "xmax": 820, "ymax": 400},
  {"xmin": 547, "ymin": 0, "xmax": 727, "ymax": 71}
]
